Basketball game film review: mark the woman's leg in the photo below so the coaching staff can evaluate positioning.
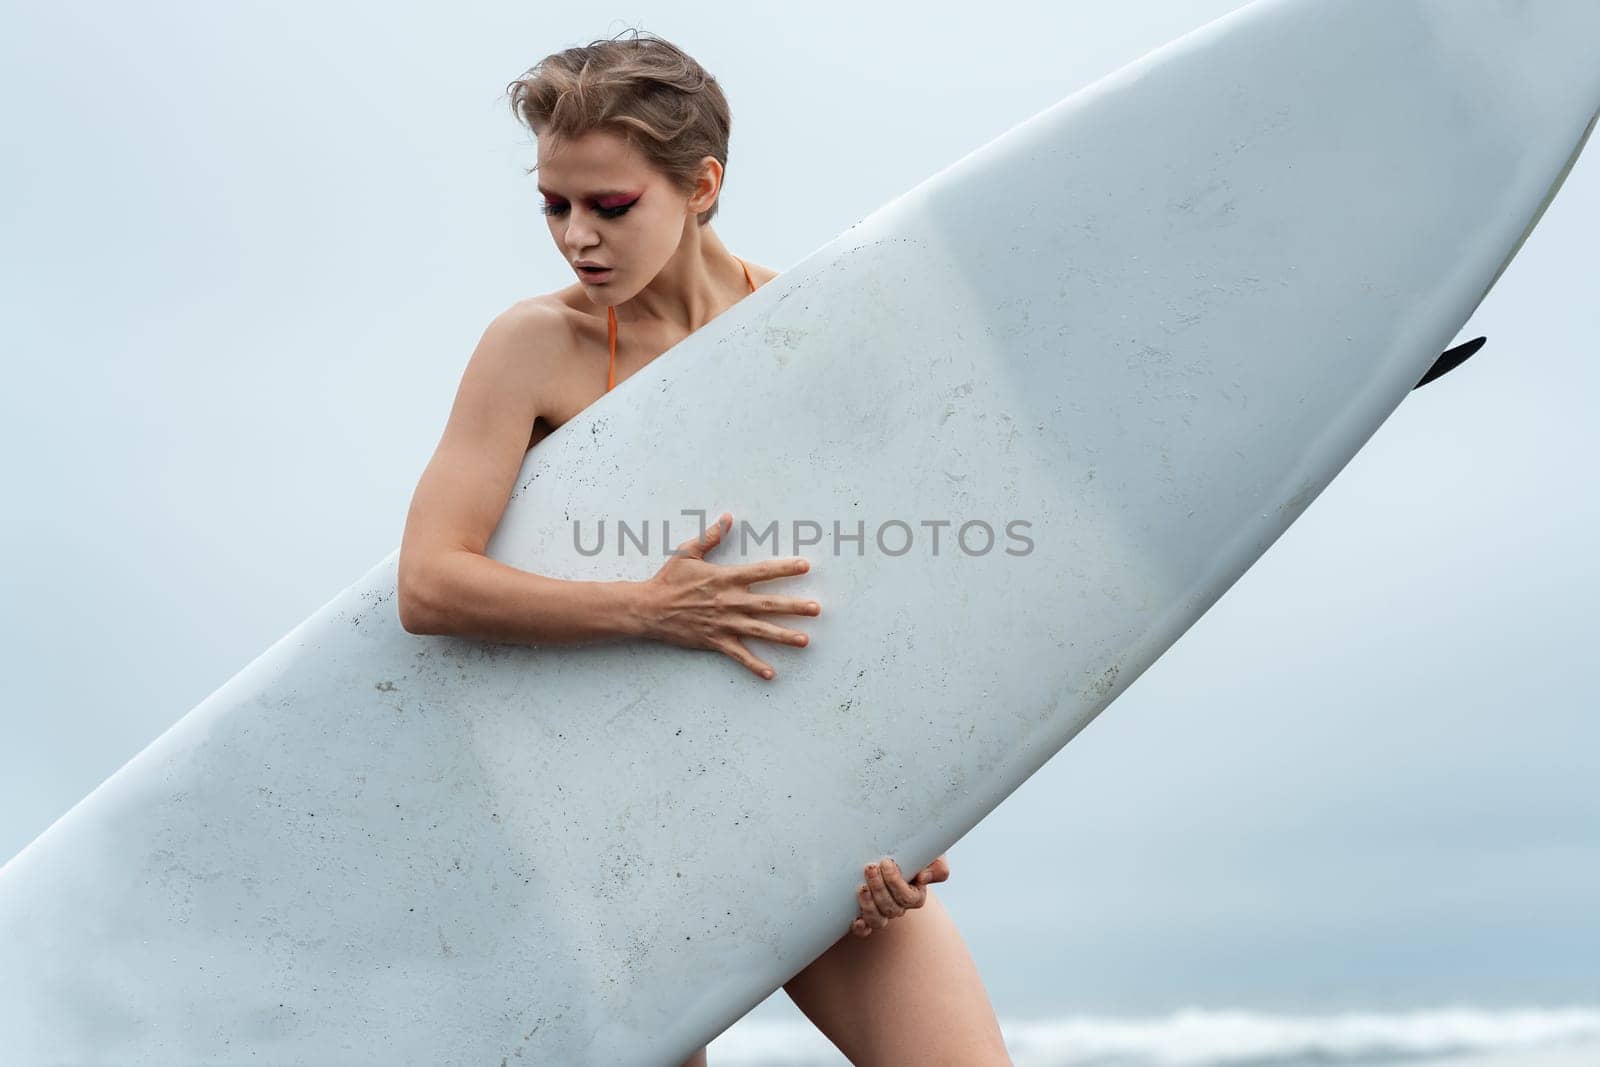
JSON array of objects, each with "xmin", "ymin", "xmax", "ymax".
[
  {"xmin": 781, "ymin": 889, "xmax": 1011, "ymax": 1067},
  {"xmin": 676, "ymin": 1048, "xmax": 707, "ymax": 1067}
]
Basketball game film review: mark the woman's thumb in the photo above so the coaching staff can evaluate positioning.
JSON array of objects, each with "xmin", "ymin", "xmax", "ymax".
[{"xmin": 676, "ymin": 512, "xmax": 731, "ymax": 559}]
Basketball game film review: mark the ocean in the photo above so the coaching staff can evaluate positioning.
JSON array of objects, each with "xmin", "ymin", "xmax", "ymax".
[{"xmin": 706, "ymin": 1006, "xmax": 1600, "ymax": 1066}]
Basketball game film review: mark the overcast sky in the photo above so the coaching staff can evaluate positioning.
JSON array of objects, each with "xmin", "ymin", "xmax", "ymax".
[{"xmin": 3, "ymin": 0, "xmax": 1596, "ymax": 1031}]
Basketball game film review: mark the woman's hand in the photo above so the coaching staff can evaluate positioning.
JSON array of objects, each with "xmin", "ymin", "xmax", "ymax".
[
  {"xmin": 850, "ymin": 854, "xmax": 951, "ymax": 938},
  {"xmin": 637, "ymin": 511, "xmax": 821, "ymax": 680}
]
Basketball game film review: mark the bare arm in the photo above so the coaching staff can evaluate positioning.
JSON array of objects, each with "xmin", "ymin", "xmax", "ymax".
[
  {"xmin": 396, "ymin": 305, "xmax": 820, "ymax": 675},
  {"xmin": 397, "ymin": 305, "xmax": 641, "ymax": 644}
]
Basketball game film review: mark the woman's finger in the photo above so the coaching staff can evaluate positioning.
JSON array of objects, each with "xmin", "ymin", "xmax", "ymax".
[
  {"xmin": 857, "ymin": 883, "xmax": 888, "ymax": 930},
  {"xmin": 914, "ymin": 854, "xmax": 952, "ymax": 886},
  {"xmin": 732, "ymin": 616, "xmax": 810, "ymax": 648},
  {"xmin": 715, "ymin": 636, "xmax": 774, "ymax": 681},
  {"xmin": 864, "ymin": 863, "xmax": 905, "ymax": 920},
  {"xmin": 732, "ymin": 556, "xmax": 811, "ymax": 587},
  {"xmin": 880, "ymin": 859, "xmax": 925, "ymax": 910},
  {"xmin": 741, "ymin": 593, "xmax": 822, "ymax": 618},
  {"xmin": 673, "ymin": 512, "xmax": 732, "ymax": 560}
]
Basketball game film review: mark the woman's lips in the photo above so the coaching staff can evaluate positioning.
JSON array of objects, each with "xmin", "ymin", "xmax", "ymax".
[{"xmin": 578, "ymin": 265, "xmax": 613, "ymax": 282}]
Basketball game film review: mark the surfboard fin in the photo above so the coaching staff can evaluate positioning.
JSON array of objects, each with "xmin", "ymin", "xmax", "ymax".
[{"xmin": 1413, "ymin": 336, "xmax": 1487, "ymax": 390}]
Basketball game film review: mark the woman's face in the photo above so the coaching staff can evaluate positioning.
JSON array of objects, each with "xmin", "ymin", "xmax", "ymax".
[{"xmin": 536, "ymin": 128, "xmax": 700, "ymax": 303}]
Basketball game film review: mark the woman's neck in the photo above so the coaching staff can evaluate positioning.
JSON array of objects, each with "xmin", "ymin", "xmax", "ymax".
[{"xmin": 614, "ymin": 222, "xmax": 743, "ymax": 334}]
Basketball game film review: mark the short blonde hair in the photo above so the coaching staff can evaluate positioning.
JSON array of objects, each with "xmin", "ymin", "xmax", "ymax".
[{"xmin": 506, "ymin": 29, "xmax": 733, "ymax": 226}]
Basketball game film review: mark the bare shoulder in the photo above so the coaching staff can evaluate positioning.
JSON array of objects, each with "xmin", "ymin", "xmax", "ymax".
[
  {"xmin": 485, "ymin": 295, "xmax": 574, "ymax": 370},
  {"xmin": 743, "ymin": 259, "xmax": 781, "ymax": 289},
  {"xmin": 468, "ymin": 293, "xmax": 577, "ymax": 403}
]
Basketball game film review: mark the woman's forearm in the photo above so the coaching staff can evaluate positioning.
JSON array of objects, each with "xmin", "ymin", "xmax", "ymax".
[{"xmin": 398, "ymin": 549, "xmax": 650, "ymax": 646}]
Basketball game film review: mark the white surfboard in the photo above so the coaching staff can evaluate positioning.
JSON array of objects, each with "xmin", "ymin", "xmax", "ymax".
[{"xmin": 3, "ymin": 1, "xmax": 1596, "ymax": 1063}]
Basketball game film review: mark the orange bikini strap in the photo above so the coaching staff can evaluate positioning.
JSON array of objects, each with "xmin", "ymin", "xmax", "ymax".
[{"xmin": 606, "ymin": 304, "xmax": 617, "ymax": 393}]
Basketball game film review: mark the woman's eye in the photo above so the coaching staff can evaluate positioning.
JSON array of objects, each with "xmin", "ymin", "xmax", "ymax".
[
  {"xmin": 593, "ymin": 195, "xmax": 639, "ymax": 219},
  {"xmin": 540, "ymin": 198, "xmax": 635, "ymax": 220}
]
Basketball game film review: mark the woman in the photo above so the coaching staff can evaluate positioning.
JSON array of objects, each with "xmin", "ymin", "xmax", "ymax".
[{"xmin": 396, "ymin": 30, "xmax": 1011, "ymax": 1067}]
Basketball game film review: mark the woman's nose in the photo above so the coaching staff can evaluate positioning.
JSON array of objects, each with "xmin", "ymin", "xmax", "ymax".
[{"xmin": 564, "ymin": 219, "xmax": 598, "ymax": 254}]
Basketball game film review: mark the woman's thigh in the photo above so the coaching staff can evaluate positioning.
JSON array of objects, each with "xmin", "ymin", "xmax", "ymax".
[{"xmin": 780, "ymin": 890, "xmax": 1011, "ymax": 1067}]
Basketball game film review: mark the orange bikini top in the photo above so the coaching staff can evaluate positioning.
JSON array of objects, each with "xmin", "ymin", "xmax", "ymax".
[{"xmin": 606, "ymin": 256, "xmax": 758, "ymax": 393}]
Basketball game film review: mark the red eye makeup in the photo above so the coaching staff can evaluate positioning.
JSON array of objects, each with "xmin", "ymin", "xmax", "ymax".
[{"xmin": 538, "ymin": 189, "xmax": 642, "ymax": 219}]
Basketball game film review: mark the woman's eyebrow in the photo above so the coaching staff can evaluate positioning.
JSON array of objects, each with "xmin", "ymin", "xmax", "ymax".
[{"xmin": 536, "ymin": 185, "xmax": 635, "ymax": 199}]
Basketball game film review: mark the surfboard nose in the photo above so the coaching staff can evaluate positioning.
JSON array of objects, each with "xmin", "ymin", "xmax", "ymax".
[
  {"xmin": 1480, "ymin": 0, "xmax": 1600, "ymax": 94},
  {"xmin": 1327, "ymin": 0, "xmax": 1600, "ymax": 133},
  {"xmin": 1402, "ymin": 0, "xmax": 1600, "ymax": 314},
  {"xmin": 1399, "ymin": 0, "xmax": 1600, "ymax": 150}
]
